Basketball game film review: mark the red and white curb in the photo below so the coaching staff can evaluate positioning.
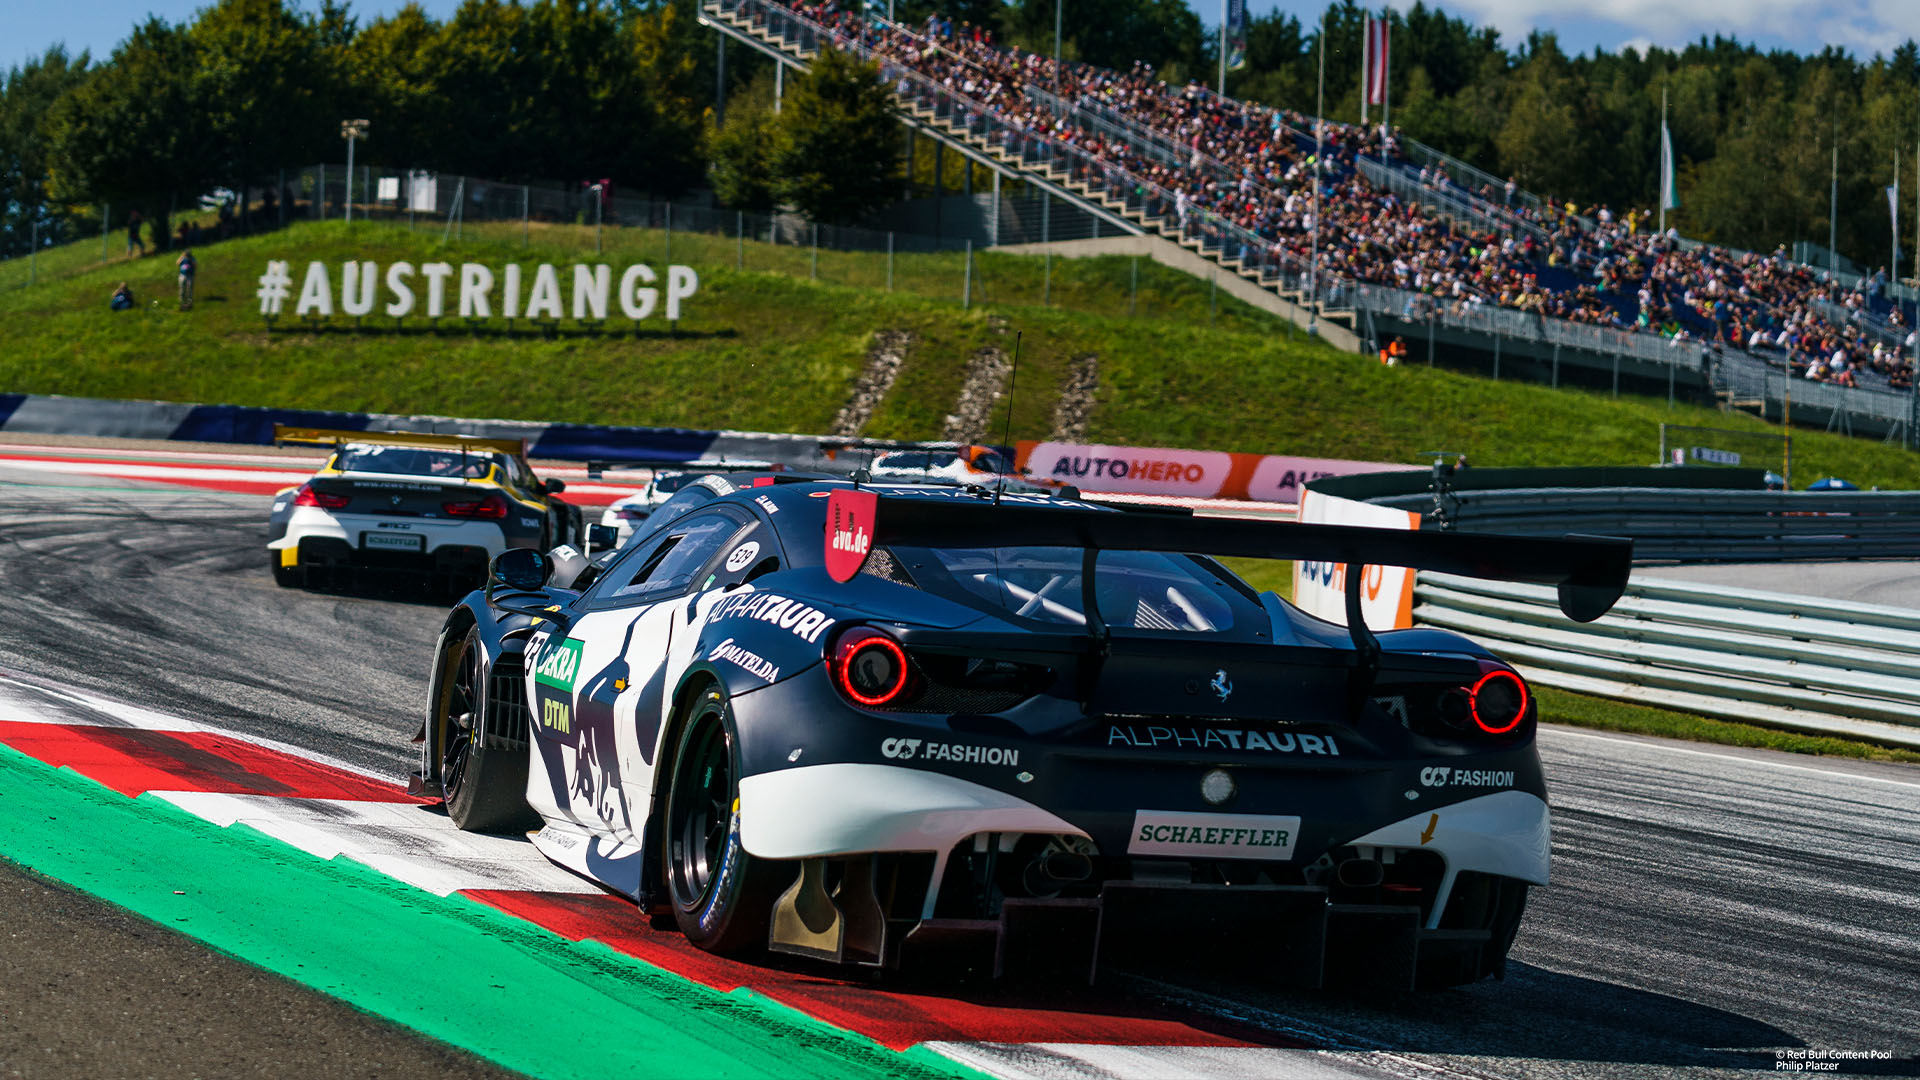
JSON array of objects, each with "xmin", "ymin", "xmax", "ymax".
[
  {"xmin": 0, "ymin": 672, "xmax": 1424, "ymax": 1079},
  {"xmin": 0, "ymin": 443, "xmax": 651, "ymax": 506}
]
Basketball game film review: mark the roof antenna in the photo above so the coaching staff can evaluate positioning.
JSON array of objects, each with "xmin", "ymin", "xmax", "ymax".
[{"xmin": 993, "ymin": 331, "xmax": 1021, "ymax": 508}]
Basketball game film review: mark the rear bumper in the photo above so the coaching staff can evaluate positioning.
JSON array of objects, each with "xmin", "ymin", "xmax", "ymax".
[
  {"xmin": 269, "ymin": 508, "xmax": 508, "ymax": 565},
  {"xmin": 740, "ymin": 764, "xmax": 1543, "ymax": 985}
]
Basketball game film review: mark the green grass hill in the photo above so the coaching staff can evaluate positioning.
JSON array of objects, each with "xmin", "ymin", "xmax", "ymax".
[{"xmin": 5, "ymin": 218, "xmax": 1919, "ymax": 488}]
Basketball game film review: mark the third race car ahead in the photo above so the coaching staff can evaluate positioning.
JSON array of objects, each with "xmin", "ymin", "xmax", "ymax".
[
  {"xmin": 413, "ymin": 480, "xmax": 1630, "ymax": 991},
  {"xmin": 267, "ymin": 426, "xmax": 582, "ymax": 592}
]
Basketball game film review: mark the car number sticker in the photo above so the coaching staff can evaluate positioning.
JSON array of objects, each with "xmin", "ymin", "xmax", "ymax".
[
  {"xmin": 724, "ymin": 541, "xmax": 760, "ymax": 573},
  {"xmin": 1128, "ymin": 811, "xmax": 1301, "ymax": 860}
]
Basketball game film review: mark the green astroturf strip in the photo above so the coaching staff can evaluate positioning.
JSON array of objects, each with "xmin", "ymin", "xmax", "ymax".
[{"xmin": 0, "ymin": 743, "xmax": 988, "ymax": 1080}]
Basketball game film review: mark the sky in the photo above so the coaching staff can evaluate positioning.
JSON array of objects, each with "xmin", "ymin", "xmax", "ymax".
[{"xmin": 11, "ymin": 0, "xmax": 1920, "ymax": 70}]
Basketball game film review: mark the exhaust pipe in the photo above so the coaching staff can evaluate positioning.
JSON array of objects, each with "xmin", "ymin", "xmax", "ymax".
[
  {"xmin": 1335, "ymin": 858, "xmax": 1384, "ymax": 890},
  {"xmin": 1023, "ymin": 848, "xmax": 1093, "ymax": 896}
]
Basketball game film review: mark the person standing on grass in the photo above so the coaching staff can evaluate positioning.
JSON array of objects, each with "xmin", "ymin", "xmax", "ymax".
[
  {"xmin": 176, "ymin": 248, "xmax": 196, "ymax": 310},
  {"xmin": 126, "ymin": 210, "xmax": 145, "ymax": 257}
]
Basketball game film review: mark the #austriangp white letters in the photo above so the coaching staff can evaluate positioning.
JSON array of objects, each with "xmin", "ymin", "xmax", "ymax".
[{"xmin": 267, "ymin": 259, "xmax": 700, "ymax": 323}]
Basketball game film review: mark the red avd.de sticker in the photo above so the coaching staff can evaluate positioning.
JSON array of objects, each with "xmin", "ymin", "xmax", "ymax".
[{"xmin": 824, "ymin": 488, "xmax": 877, "ymax": 582}]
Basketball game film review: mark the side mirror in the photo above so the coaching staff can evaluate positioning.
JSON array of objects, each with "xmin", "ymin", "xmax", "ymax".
[
  {"xmin": 490, "ymin": 547, "xmax": 549, "ymax": 592},
  {"xmin": 543, "ymin": 477, "xmax": 566, "ymax": 494},
  {"xmin": 586, "ymin": 523, "xmax": 618, "ymax": 553}
]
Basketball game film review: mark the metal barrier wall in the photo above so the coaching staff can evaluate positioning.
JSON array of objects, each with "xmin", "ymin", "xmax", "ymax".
[
  {"xmin": 1366, "ymin": 486, "xmax": 1920, "ymax": 561},
  {"xmin": 1414, "ymin": 572, "xmax": 1920, "ymax": 749}
]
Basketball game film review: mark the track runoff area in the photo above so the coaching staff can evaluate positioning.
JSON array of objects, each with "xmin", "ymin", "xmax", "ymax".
[{"xmin": 1, "ymin": 440, "xmax": 1917, "ymax": 1080}]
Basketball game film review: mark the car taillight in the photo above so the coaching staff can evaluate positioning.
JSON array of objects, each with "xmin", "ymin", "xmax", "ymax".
[
  {"xmin": 1428, "ymin": 660, "xmax": 1532, "ymax": 737},
  {"xmin": 443, "ymin": 493, "xmax": 510, "ymax": 519},
  {"xmin": 292, "ymin": 485, "xmax": 350, "ymax": 510},
  {"xmin": 1469, "ymin": 668, "xmax": 1529, "ymax": 734},
  {"xmin": 832, "ymin": 628, "xmax": 912, "ymax": 707}
]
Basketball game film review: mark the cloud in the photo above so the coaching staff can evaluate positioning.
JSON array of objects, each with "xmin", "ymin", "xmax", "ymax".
[{"xmin": 1437, "ymin": 0, "xmax": 1920, "ymax": 57}]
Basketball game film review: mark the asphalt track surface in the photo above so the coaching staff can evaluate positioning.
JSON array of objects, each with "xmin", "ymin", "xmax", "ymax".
[{"xmin": 1, "ymin": 467, "xmax": 1918, "ymax": 1079}]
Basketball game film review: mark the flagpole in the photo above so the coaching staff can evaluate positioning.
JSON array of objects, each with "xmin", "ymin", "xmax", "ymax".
[
  {"xmin": 1830, "ymin": 130, "xmax": 1839, "ymax": 277},
  {"xmin": 1381, "ymin": 11, "xmax": 1390, "ymax": 167},
  {"xmin": 1218, "ymin": 0, "xmax": 1226, "ymax": 94},
  {"xmin": 1311, "ymin": 11, "xmax": 1324, "ymax": 326},
  {"xmin": 1895, "ymin": 150, "xmax": 1901, "ymax": 292},
  {"xmin": 1360, "ymin": 17, "xmax": 1369, "ymax": 126}
]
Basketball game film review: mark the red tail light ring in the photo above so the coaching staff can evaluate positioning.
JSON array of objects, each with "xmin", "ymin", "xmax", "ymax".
[
  {"xmin": 292, "ymin": 485, "xmax": 350, "ymax": 510},
  {"xmin": 832, "ymin": 630, "xmax": 912, "ymax": 707},
  {"xmin": 1468, "ymin": 669, "xmax": 1530, "ymax": 734}
]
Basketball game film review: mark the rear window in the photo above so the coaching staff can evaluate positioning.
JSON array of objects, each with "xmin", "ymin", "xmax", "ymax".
[
  {"xmin": 898, "ymin": 546, "xmax": 1242, "ymax": 633},
  {"xmin": 336, "ymin": 446, "xmax": 495, "ymax": 479}
]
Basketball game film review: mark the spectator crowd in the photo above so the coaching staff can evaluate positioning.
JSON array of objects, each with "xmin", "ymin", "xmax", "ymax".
[{"xmin": 772, "ymin": 0, "xmax": 1916, "ymax": 392}]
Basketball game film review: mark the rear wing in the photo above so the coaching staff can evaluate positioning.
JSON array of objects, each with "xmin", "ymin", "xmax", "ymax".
[
  {"xmin": 831, "ymin": 492, "xmax": 1629, "ymax": 620},
  {"xmin": 825, "ymin": 490, "xmax": 1631, "ymax": 716},
  {"xmin": 273, "ymin": 425, "xmax": 527, "ymax": 458}
]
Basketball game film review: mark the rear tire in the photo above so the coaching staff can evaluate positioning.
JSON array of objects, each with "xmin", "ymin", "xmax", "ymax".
[
  {"xmin": 662, "ymin": 690, "xmax": 780, "ymax": 955},
  {"xmin": 270, "ymin": 555, "xmax": 305, "ymax": 588},
  {"xmin": 437, "ymin": 627, "xmax": 540, "ymax": 833}
]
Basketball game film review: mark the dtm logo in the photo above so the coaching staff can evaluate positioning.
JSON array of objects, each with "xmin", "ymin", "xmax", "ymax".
[{"xmin": 1211, "ymin": 669, "xmax": 1233, "ymax": 702}]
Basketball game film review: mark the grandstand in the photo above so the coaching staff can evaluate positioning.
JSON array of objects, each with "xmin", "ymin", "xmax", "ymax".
[{"xmin": 701, "ymin": 0, "xmax": 1920, "ymax": 442}]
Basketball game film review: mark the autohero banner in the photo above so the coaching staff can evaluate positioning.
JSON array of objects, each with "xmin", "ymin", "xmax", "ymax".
[{"xmin": 256, "ymin": 259, "xmax": 699, "ymax": 323}]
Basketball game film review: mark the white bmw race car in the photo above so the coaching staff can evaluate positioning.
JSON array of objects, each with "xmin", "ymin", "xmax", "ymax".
[{"xmin": 266, "ymin": 426, "xmax": 581, "ymax": 591}]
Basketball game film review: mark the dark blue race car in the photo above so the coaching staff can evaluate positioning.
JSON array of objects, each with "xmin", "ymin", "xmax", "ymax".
[{"xmin": 412, "ymin": 478, "xmax": 1629, "ymax": 991}]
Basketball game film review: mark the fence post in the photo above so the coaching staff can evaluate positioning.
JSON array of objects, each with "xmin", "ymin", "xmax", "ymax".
[
  {"xmin": 100, "ymin": 204, "xmax": 109, "ymax": 263},
  {"xmin": 1044, "ymin": 248, "xmax": 1052, "ymax": 306},
  {"xmin": 1668, "ymin": 358, "xmax": 1676, "ymax": 409},
  {"xmin": 991, "ymin": 171, "xmax": 1001, "ymax": 246},
  {"xmin": 666, "ymin": 203, "xmax": 673, "ymax": 263},
  {"xmin": 963, "ymin": 239, "xmax": 972, "ymax": 309},
  {"xmin": 886, "ymin": 232, "xmax": 894, "ymax": 291},
  {"xmin": 523, "ymin": 185, "xmax": 530, "ymax": 247},
  {"xmin": 1613, "ymin": 353, "xmax": 1620, "ymax": 397},
  {"xmin": 736, "ymin": 211, "xmax": 744, "ymax": 270},
  {"xmin": 28, "ymin": 220, "xmax": 36, "ymax": 286},
  {"xmin": 1209, "ymin": 269, "xmax": 1217, "ymax": 326},
  {"xmin": 1129, "ymin": 256, "xmax": 1138, "ymax": 316},
  {"xmin": 318, "ymin": 163, "xmax": 325, "ymax": 220},
  {"xmin": 1492, "ymin": 329, "xmax": 1500, "ymax": 380},
  {"xmin": 810, "ymin": 223, "xmax": 818, "ymax": 280},
  {"xmin": 1551, "ymin": 342, "xmax": 1559, "ymax": 388},
  {"xmin": 1427, "ymin": 309, "xmax": 1435, "ymax": 366}
]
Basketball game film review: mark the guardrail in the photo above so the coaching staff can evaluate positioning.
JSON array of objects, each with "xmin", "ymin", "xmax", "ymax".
[{"xmin": 1414, "ymin": 572, "xmax": 1920, "ymax": 749}]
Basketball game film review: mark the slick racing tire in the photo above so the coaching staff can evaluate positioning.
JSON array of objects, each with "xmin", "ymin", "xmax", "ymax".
[
  {"xmin": 1416, "ymin": 875, "xmax": 1529, "ymax": 989},
  {"xmin": 437, "ymin": 626, "xmax": 540, "ymax": 834},
  {"xmin": 270, "ymin": 554, "xmax": 305, "ymax": 589},
  {"xmin": 663, "ymin": 690, "xmax": 780, "ymax": 955}
]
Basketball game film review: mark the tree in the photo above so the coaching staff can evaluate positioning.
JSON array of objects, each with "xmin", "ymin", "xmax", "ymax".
[
  {"xmin": 1, "ymin": 46, "xmax": 90, "ymax": 257},
  {"xmin": 46, "ymin": 18, "xmax": 214, "ymax": 247},
  {"xmin": 771, "ymin": 47, "xmax": 899, "ymax": 224},
  {"xmin": 190, "ymin": 0, "xmax": 334, "ymax": 206},
  {"xmin": 707, "ymin": 72, "xmax": 780, "ymax": 212}
]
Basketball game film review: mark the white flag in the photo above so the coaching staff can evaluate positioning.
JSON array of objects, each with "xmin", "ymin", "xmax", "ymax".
[{"xmin": 1659, "ymin": 119, "xmax": 1680, "ymax": 211}]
